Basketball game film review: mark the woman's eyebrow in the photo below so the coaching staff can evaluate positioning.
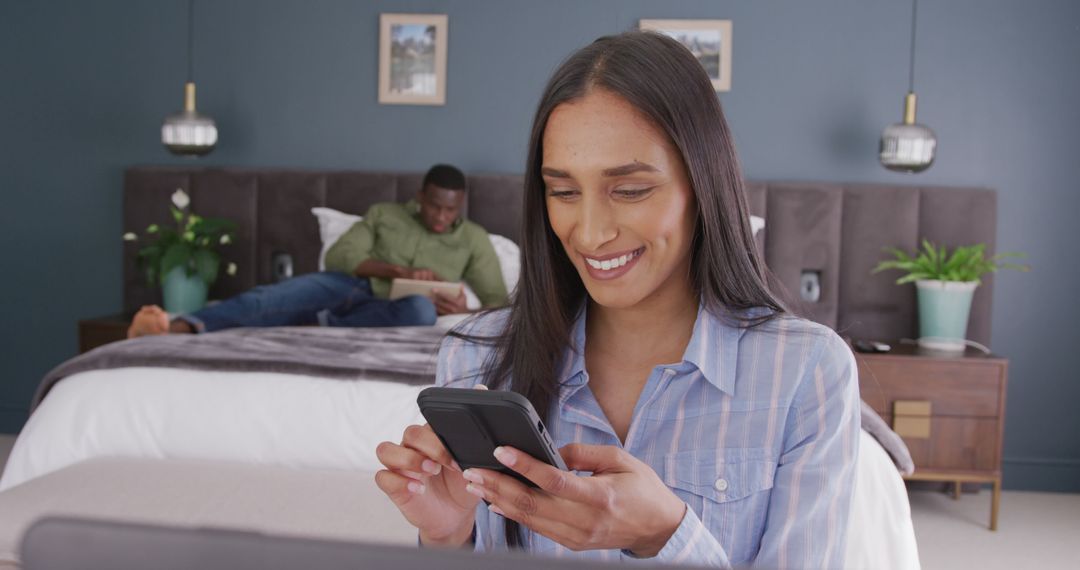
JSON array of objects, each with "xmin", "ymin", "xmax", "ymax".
[
  {"xmin": 601, "ymin": 161, "xmax": 660, "ymax": 177},
  {"xmin": 541, "ymin": 162, "xmax": 660, "ymax": 179}
]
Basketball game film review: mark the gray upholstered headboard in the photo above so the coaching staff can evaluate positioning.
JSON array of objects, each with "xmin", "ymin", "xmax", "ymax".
[{"xmin": 123, "ymin": 167, "xmax": 997, "ymax": 346}]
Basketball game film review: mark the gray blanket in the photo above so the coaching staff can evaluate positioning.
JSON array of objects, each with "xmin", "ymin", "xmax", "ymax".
[
  {"xmin": 33, "ymin": 326, "xmax": 445, "ymax": 409},
  {"xmin": 34, "ymin": 326, "xmax": 914, "ymax": 474}
]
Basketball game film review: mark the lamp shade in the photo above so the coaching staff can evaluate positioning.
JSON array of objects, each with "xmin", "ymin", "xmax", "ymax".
[
  {"xmin": 162, "ymin": 82, "xmax": 217, "ymax": 156},
  {"xmin": 880, "ymin": 92, "xmax": 936, "ymax": 173}
]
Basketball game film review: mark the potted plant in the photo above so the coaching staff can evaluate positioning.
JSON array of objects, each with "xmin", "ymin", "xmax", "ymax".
[
  {"xmin": 873, "ymin": 240, "xmax": 1027, "ymax": 351},
  {"xmin": 123, "ymin": 189, "xmax": 238, "ymax": 314}
]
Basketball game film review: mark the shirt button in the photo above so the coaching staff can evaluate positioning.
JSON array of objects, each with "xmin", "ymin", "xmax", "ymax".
[{"xmin": 714, "ymin": 478, "xmax": 729, "ymax": 492}]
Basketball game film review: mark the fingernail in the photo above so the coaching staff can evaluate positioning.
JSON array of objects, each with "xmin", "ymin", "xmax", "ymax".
[
  {"xmin": 465, "ymin": 484, "xmax": 486, "ymax": 499},
  {"xmin": 421, "ymin": 460, "xmax": 442, "ymax": 475},
  {"xmin": 407, "ymin": 481, "xmax": 426, "ymax": 495},
  {"xmin": 493, "ymin": 447, "xmax": 515, "ymax": 467},
  {"xmin": 488, "ymin": 504, "xmax": 506, "ymax": 516},
  {"xmin": 472, "ymin": 384, "xmax": 488, "ymax": 391},
  {"xmin": 462, "ymin": 469, "xmax": 483, "ymax": 484}
]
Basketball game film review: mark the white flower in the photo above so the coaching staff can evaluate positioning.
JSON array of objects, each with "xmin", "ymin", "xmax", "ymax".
[
  {"xmin": 171, "ymin": 188, "xmax": 191, "ymax": 210},
  {"xmin": 122, "ymin": 232, "xmax": 138, "ymax": 241},
  {"xmin": 220, "ymin": 234, "xmax": 232, "ymax": 245},
  {"xmin": 226, "ymin": 262, "xmax": 238, "ymax": 276}
]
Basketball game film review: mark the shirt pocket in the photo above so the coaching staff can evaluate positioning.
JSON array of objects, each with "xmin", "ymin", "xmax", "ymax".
[
  {"xmin": 665, "ymin": 448, "xmax": 775, "ymax": 500},
  {"xmin": 663, "ymin": 448, "xmax": 776, "ymax": 552}
]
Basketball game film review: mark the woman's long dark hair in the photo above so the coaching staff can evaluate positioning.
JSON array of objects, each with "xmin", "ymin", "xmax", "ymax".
[{"xmin": 450, "ymin": 31, "xmax": 787, "ymax": 548}]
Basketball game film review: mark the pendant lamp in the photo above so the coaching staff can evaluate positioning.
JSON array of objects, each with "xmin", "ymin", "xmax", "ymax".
[
  {"xmin": 162, "ymin": 0, "xmax": 217, "ymax": 156},
  {"xmin": 880, "ymin": 0, "xmax": 936, "ymax": 172}
]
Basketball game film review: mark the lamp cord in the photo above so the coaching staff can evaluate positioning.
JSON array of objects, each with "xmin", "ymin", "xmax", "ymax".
[
  {"xmin": 908, "ymin": 0, "xmax": 918, "ymax": 93},
  {"xmin": 186, "ymin": 0, "xmax": 194, "ymax": 83}
]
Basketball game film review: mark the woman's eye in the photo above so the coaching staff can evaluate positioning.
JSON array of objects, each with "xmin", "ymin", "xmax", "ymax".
[
  {"xmin": 547, "ymin": 188, "xmax": 579, "ymax": 200},
  {"xmin": 613, "ymin": 187, "xmax": 654, "ymax": 200}
]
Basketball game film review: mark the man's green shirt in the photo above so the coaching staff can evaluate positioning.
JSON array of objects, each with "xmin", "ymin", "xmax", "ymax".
[{"xmin": 324, "ymin": 200, "xmax": 508, "ymax": 307}]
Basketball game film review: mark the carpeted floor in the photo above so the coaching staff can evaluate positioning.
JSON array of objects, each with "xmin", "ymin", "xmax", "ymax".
[
  {"xmin": 0, "ymin": 433, "xmax": 1076, "ymax": 569},
  {"xmin": 910, "ymin": 488, "xmax": 1080, "ymax": 569}
]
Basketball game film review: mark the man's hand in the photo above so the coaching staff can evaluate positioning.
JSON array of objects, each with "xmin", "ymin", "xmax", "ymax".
[
  {"xmin": 353, "ymin": 259, "xmax": 441, "ymax": 282},
  {"xmin": 432, "ymin": 288, "xmax": 468, "ymax": 316},
  {"xmin": 403, "ymin": 268, "xmax": 440, "ymax": 281}
]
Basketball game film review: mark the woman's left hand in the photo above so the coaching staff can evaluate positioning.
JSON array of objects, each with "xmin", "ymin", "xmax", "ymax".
[{"xmin": 461, "ymin": 443, "xmax": 687, "ymax": 557}]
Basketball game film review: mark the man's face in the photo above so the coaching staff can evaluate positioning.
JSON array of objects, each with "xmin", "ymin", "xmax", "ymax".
[{"xmin": 417, "ymin": 183, "xmax": 465, "ymax": 233}]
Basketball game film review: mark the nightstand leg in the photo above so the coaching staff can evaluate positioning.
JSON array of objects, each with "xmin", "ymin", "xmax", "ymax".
[
  {"xmin": 953, "ymin": 480, "xmax": 962, "ymax": 500},
  {"xmin": 990, "ymin": 478, "xmax": 1001, "ymax": 531}
]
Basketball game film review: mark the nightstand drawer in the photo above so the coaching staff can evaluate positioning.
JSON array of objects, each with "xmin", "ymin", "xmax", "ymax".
[
  {"xmin": 882, "ymin": 414, "xmax": 1001, "ymax": 472},
  {"xmin": 857, "ymin": 358, "xmax": 1003, "ymax": 418}
]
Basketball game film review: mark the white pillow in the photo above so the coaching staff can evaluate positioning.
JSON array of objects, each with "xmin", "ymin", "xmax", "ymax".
[
  {"xmin": 750, "ymin": 215, "xmax": 765, "ymax": 236},
  {"xmin": 310, "ymin": 207, "xmax": 520, "ymax": 309},
  {"xmin": 312, "ymin": 207, "xmax": 363, "ymax": 272}
]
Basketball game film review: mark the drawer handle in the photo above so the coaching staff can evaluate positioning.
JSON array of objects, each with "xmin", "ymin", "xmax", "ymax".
[{"xmin": 893, "ymin": 400, "xmax": 931, "ymax": 438}]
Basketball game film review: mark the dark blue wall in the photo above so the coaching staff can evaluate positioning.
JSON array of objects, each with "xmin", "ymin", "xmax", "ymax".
[{"xmin": 2, "ymin": 0, "xmax": 1078, "ymax": 491}]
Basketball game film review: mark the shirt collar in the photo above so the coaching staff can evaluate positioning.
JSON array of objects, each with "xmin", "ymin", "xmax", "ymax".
[
  {"xmin": 557, "ymin": 300, "xmax": 742, "ymax": 396},
  {"xmin": 406, "ymin": 199, "xmax": 464, "ymax": 232},
  {"xmin": 559, "ymin": 305, "xmax": 589, "ymax": 388},
  {"xmin": 683, "ymin": 303, "xmax": 742, "ymax": 395}
]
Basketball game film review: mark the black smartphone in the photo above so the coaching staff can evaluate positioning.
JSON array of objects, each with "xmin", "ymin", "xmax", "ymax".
[{"xmin": 417, "ymin": 387, "xmax": 568, "ymax": 487}]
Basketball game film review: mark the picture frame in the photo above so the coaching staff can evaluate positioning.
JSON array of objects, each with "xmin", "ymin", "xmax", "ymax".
[
  {"xmin": 639, "ymin": 19, "xmax": 732, "ymax": 92},
  {"xmin": 378, "ymin": 13, "xmax": 448, "ymax": 105}
]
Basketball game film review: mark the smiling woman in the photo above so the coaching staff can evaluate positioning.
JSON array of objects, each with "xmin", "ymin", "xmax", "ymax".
[
  {"xmin": 543, "ymin": 90, "xmax": 698, "ymax": 312},
  {"xmin": 374, "ymin": 31, "xmax": 860, "ymax": 568}
]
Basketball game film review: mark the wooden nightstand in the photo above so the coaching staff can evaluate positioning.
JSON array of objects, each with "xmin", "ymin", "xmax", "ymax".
[
  {"xmin": 78, "ymin": 313, "xmax": 134, "ymax": 353},
  {"xmin": 855, "ymin": 343, "xmax": 1008, "ymax": 530}
]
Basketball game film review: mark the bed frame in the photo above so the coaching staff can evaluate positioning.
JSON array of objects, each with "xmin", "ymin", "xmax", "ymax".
[{"xmin": 123, "ymin": 167, "xmax": 997, "ymax": 346}]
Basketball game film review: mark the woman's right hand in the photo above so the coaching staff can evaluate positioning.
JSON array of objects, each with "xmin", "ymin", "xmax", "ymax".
[{"xmin": 375, "ymin": 423, "xmax": 479, "ymax": 547}]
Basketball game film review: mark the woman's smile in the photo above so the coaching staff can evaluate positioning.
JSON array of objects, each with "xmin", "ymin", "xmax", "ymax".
[{"xmin": 580, "ymin": 246, "xmax": 645, "ymax": 280}]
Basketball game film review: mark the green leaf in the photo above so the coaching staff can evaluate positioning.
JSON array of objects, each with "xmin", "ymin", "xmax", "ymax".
[
  {"xmin": 896, "ymin": 272, "xmax": 931, "ymax": 285},
  {"xmin": 160, "ymin": 242, "xmax": 192, "ymax": 278},
  {"xmin": 192, "ymin": 249, "xmax": 220, "ymax": 285},
  {"xmin": 171, "ymin": 206, "xmax": 184, "ymax": 225},
  {"xmin": 873, "ymin": 240, "xmax": 1030, "ymax": 283},
  {"xmin": 192, "ymin": 217, "xmax": 233, "ymax": 232}
]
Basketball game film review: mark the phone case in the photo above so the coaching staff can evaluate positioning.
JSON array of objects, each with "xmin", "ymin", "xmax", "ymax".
[{"xmin": 417, "ymin": 387, "xmax": 568, "ymax": 487}]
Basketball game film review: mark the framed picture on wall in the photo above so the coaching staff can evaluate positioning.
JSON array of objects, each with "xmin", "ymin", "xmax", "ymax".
[
  {"xmin": 378, "ymin": 13, "xmax": 448, "ymax": 105},
  {"xmin": 639, "ymin": 19, "xmax": 732, "ymax": 92}
]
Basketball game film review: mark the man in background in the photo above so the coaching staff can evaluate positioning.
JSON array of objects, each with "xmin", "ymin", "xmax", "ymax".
[{"xmin": 128, "ymin": 164, "xmax": 508, "ymax": 336}]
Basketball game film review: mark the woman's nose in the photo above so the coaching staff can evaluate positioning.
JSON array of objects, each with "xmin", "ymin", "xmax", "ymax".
[{"xmin": 574, "ymin": 194, "xmax": 617, "ymax": 251}]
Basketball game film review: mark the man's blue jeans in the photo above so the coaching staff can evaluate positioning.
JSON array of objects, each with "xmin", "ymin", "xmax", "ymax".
[{"xmin": 178, "ymin": 272, "xmax": 437, "ymax": 333}]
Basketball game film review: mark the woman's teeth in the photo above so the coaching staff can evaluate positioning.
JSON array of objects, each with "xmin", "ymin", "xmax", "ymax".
[{"xmin": 585, "ymin": 249, "xmax": 639, "ymax": 271}]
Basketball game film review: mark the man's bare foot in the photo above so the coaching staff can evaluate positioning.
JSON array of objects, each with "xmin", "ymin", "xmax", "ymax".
[{"xmin": 127, "ymin": 305, "xmax": 171, "ymax": 338}]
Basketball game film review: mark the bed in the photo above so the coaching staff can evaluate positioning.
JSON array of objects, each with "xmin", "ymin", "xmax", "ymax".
[{"xmin": 0, "ymin": 168, "xmax": 998, "ymax": 569}]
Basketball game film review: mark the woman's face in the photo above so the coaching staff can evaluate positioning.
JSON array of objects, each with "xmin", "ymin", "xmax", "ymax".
[{"xmin": 543, "ymin": 89, "xmax": 697, "ymax": 310}]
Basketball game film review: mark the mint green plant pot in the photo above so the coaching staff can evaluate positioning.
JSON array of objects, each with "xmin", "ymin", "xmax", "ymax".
[
  {"xmin": 915, "ymin": 279, "xmax": 978, "ymax": 352},
  {"xmin": 162, "ymin": 265, "xmax": 209, "ymax": 315}
]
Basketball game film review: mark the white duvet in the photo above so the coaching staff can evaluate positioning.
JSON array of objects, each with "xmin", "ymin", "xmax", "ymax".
[{"xmin": 1, "ymin": 367, "xmax": 918, "ymax": 569}]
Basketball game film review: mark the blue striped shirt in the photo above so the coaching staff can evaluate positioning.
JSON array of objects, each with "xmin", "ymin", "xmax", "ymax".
[{"xmin": 437, "ymin": 303, "xmax": 860, "ymax": 568}]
